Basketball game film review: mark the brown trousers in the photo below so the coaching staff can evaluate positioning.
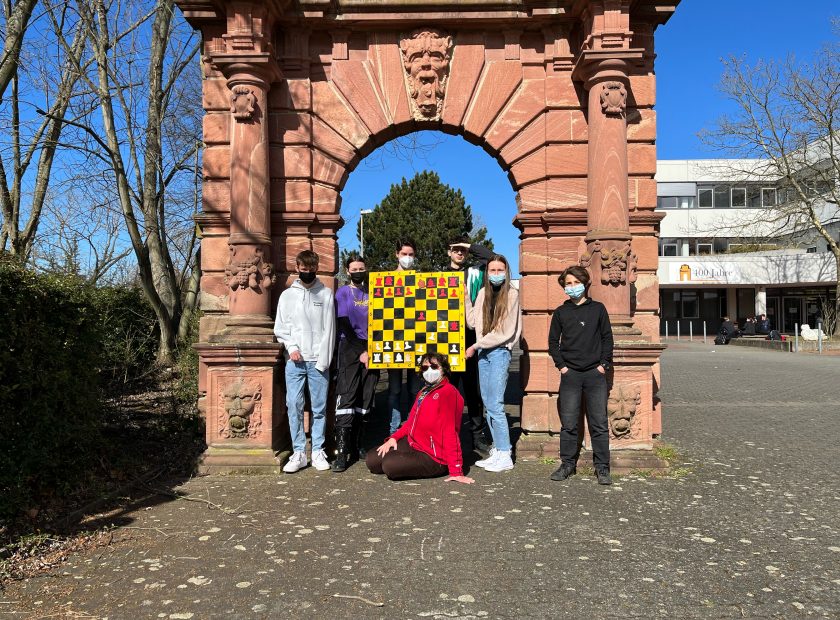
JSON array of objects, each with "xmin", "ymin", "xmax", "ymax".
[{"xmin": 365, "ymin": 437, "xmax": 448, "ymax": 480}]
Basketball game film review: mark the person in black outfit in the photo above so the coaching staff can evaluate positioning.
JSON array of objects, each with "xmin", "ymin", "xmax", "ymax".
[
  {"xmin": 756, "ymin": 314, "xmax": 771, "ymax": 335},
  {"xmin": 446, "ymin": 234, "xmax": 495, "ymax": 453},
  {"xmin": 547, "ymin": 265, "xmax": 614, "ymax": 485}
]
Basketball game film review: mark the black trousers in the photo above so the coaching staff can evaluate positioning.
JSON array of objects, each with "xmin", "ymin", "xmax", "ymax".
[
  {"xmin": 558, "ymin": 367, "xmax": 610, "ymax": 468},
  {"xmin": 450, "ymin": 328, "xmax": 486, "ymax": 440},
  {"xmin": 334, "ymin": 341, "xmax": 378, "ymax": 430},
  {"xmin": 366, "ymin": 438, "xmax": 448, "ymax": 480}
]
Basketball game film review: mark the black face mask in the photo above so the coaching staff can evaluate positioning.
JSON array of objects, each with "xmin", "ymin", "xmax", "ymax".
[
  {"xmin": 298, "ymin": 271, "xmax": 317, "ymax": 284},
  {"xmin": 349, "ymin": 271, "xmax": 368, "ymax": 286}
]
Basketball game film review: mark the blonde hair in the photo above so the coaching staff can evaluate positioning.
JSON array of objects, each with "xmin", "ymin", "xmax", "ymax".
[{"xmin": 482, "ymin": 254, "xmax": 511, "ymax": 335}]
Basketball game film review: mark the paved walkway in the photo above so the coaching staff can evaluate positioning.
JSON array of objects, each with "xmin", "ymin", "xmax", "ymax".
[{"xmin": 3, "ymin": 343, "xmax": 840, "ymax": 618}]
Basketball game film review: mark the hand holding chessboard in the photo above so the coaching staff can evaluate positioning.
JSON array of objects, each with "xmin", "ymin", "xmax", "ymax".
[{"xmin": 368, "ymin": 271, "xmax": 466, "ymax": 372}]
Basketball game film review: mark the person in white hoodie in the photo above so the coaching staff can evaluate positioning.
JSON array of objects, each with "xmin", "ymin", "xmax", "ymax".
[{"xmin": 274, "ymin": 250, "xmax": 336, "ymax": 473}]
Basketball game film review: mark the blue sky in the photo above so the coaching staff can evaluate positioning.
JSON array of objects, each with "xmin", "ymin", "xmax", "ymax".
[{"xmin": 339, "ymin": 2, "xmax": 838, "ymax": 275}]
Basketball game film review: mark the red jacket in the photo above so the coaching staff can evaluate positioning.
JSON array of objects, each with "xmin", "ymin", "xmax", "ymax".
[{"xmin": 390, "ymin": 379, "xmax": 464, "ymax": 476}]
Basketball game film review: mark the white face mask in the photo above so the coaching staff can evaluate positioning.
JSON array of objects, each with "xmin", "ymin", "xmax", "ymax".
[
  {"xmin": 398, "ymin": 255, "xmax": 415, "ymax": 269},
  {"xmin": 422, "ymin": 367, "xmax": 442, "ymax": 384}
]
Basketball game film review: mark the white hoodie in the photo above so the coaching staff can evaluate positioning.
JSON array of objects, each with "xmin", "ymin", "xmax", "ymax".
[{"xmin": 273, "ymin": 279, "xmax": 336, "ymax": 372}]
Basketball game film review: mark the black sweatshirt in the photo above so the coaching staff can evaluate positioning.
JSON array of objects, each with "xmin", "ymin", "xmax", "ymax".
[{"xmin": 548, "ymin": 298, "xmax": 614, "ymax": 372}]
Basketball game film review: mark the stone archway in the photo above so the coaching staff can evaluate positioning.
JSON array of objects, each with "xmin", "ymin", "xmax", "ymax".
[{"xmin": 180, "ymin": 0, "xmax": 678, "ymax": 471}]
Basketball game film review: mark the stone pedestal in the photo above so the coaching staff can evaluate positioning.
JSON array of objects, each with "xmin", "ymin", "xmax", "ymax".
[{"xmin": 196, "ymin": 343, "xmax": 286, "ymax": 473}]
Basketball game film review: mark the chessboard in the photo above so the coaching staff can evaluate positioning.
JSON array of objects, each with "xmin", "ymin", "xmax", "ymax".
[{"xmin": 368, "ymin": 271, "xmax": 466, "ymax": 372}]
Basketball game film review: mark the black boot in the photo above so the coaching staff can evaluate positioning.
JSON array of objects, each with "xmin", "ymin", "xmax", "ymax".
[
  {"xmin": 354, "ymin": 415, "xmax": 367, "ymax": 461},
  {"xmin": 332, "ymin": 427, "xmax": 350, "ymax": 473}
]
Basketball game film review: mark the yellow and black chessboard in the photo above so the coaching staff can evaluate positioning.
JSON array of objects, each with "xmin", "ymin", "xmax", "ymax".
[{"xmin": 368, "ymin": 271, "xmax": 466, "ymax": 372}]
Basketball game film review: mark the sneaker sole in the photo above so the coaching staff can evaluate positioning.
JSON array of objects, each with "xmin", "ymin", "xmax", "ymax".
[{"xmin": 485, "ymin": 465, "xmax": 514, "ymax": 473}]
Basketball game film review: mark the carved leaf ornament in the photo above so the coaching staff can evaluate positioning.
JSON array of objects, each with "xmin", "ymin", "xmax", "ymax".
[
  {"xmin": 600, "ymin": 81, "xmax": 627, "ymax": 116},
  {"xmin": 225, "ymin": 246, "xmax": 276, "ymax": 292},
  {"xmin": 580, "ymin": 240, "xmax": 637, "ymax": 286},
  {"xmin": 230, "ymin": 85, "xmax": 256, "ymax": 121}
]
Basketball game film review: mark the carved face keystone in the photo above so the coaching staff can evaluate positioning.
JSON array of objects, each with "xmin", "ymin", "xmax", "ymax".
[
  {"xmin": 400, "ymin": 29, "xmax": 452, "ymax": 121},
  {"xmin": 607, "ymin": 385, "xmax": 641, "ymax": 439}
]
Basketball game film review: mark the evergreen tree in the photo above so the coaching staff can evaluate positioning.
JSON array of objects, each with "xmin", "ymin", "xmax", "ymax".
[{"xmin": 347, "ymin": 171, "xmax": 493, "ymax": 272}]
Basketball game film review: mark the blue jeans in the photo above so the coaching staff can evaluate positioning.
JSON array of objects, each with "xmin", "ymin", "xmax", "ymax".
[
  {"xmin": 477, "ymin": 347, "xmax": 512, "ymax": 452},
  {"xmin": 387, "ymin": 369, "xmax": 420, "ymax": 435},
  {"xmin": 285, "ymin": 360, "xmax": 329, "ymax": 453}
]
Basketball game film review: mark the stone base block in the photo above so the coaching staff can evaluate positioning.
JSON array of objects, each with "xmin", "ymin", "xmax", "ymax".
[{"xmin": 200, "ymin": 446, "xmax": 290, "ymax": 474}]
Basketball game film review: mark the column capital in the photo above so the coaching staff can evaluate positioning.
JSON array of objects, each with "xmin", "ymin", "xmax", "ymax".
[{"xmin": 572, "ymin": 48, "xmax": 645, "ymax": 89}]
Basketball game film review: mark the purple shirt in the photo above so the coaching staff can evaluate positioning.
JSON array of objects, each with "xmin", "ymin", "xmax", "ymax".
[{"xmin": 335, "ymin": 285, "xmax": 369, "ymax": 340}]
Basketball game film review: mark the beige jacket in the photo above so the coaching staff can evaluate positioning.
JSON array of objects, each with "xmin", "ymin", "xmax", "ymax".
[{"xmin": 467, "ymin": 285, "xmax": 522, "ymax": 350}]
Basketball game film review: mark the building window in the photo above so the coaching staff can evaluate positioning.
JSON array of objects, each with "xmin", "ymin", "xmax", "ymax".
[
  {"xmin": 698, "ymin": 187, "xmax": 713, "ymax": 208},
  {"xmin": 748, "ymin": 186, "xmax": 762, "ymax": 208},
  {"xmin": 657, "ymin": 197, "xmax": 678, "ymax": 209},
  {"xmin": 806, "ymin": 246, "xmax": 817, "ymax": 253},
  {"xmin": 762, "ymin": 188, "xmax": 777, "ymax": 207},
  {"xmin": 681, "ymin": 291, "xmax": 699, "ymax": 318},
  {"xmin": 696, "ymin": 243, "xmax": 713, "ymax": 255},
  {"xmin": 731, "ymin": 187, "xmax": 746, "ymax": 207},
  {"xmin": 662, "ymin": 243, "xmax": 678, "ymax": 256},
  {"xmin": 678, "ymin": 196, "xmax": 695, "ymax": 209},
  {"xmin": 714, "ymin": 185, "xmax": 731, "ymax": 208}
]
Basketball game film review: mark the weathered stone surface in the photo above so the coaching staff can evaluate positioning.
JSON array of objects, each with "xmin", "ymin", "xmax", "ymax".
[
  {"xmin": 203, "ymin": 146, "xmax": 231, "ymax": 179},
  {"xmin": 546, "ymin": 109, "xmax": 588, "ymax": 143},
  {"xmin": 331, "ymin": 60, "xmax": 391, "ymax": 135},
  {"xmin": 311, "ymin": 81, "xmax": 371, "ymax": 149},
  {"xmin": 547, "ymin": 144, "xmax": 588, "ymax": 177},
  {"xmin": 484, "ymin": 79, "xmax": 545, "ymax": 154},
  {"xmin": 270, "ymin": 112, "xmax": 312, "ymax": 144},
  {"xmin": 440, "ymin": 31, "xmax": 485, "ymax": 127},
  {"xmin": 369, "ymin": 32, "xmax": 412, "ymax": 126},
  {"xmin": 628, "ymin": 143, "xmax": 657, "ymax": 175},
  {"xmin": 202, "ymin": 180, "xmax": 231, "ymax": 213},
  {"xmin": 499, "ymin": 114, "xmax": 546, "ymax": 166},
  {"xmin": 463, "ymin": 61, "xmax": 523, "ymax": 139},
  {"xmin": 203, "ymin": 113, "xmax": 230, "ymax": 145},
  {"xmin": 202, "ymin": 77, "xmax": 230, "ymax": 111},
  {"xmin": 627, "ymin": 107, "xmax": 656, "ymax": 142}
]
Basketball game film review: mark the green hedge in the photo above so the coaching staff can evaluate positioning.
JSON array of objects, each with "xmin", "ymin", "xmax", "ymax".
[{"xmin": 0, "ymin": 260, "xmax": 157, "ymax": 522}]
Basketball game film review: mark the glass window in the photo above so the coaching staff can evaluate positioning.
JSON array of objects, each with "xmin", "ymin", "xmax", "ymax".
[
  {"xmin": 662, "ymin": 244, "xmax": 678, "ymax": 256},
  {"xmin": 696, "ymin": 243, "xmax": 713, "ymax": 255},
  {"xmin": 678, "ymin": 196, "xmax": 695, "ymax": 209},
  {"xmin": 714, "ymin": 185, "xmax": 731, "ymax": 208},
  {"xmin": 731, "ymin": 187, "xmax": 746, "ymax": 207},
  {"xmin": 747, "ymin": 186, "xmax": 762, "ymax": 208},
  {"xmin": 682, "ymin": 292, "xmax": 699, "ymax": 318},
  {"xmin": 762, "ymin": 188, "xmax": 776, "ymax": 207},
  {"xmin": 657, "ymin": 196, "xmax": 678, "ymax": 209},
  {"xmin": 806, "ymin": 247, "xmax": 817, "ymax": 253},
  {"xmin": 698, "ymin": 187, "xmax": 713, "ymax": 208}
]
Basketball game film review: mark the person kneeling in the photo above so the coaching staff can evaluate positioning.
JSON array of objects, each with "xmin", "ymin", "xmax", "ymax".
[{"xmin": 366, "ymin": 353, "xmax": 474, "ymax": 485}]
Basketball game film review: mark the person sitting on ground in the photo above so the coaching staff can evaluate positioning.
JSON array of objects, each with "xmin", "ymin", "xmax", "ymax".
[
  {"xmin": 366, "ymin": 352, "xmax": 474, "ymax": 484},
  {"xmin": 743, "ymin": 316, "xmax": 757, "ymax": 336},
  {"xmin": 720, "ymin": 316, "xmax": 737, "ymax": 339}
]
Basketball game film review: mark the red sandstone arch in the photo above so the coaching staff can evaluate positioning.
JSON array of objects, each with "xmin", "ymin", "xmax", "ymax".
[{"xmin": 181, "ymin": 0, "xmax": 678, "ymax": 471}]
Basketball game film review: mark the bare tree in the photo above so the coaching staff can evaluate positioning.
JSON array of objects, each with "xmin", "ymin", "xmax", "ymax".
[
  {"xmin": 701, "ymin": 28, "xmax": 840, "ymax": 335},
  {"xmin": 0, "ymin": 0, "xmax": 38, "ymax": 100},
  {"xmin": 0, "ymin": 3, "xmax": 88, "ymax": 257},
  {"xmin": 48, "ymin": 0, "xmax": 202, "ymax": 363}
]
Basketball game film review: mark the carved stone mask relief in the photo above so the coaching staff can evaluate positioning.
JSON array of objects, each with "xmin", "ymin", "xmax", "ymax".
[
  {"xmin": 607, "ymin": 384, "xmax": 641, "ymax": 438},
  {"xmin": 400, "ymin": 29, "xmax": 453, "ymax": 121},
  {"xmin": 221, "ymin": 381, "xmax": 262, "ymax": 438}
]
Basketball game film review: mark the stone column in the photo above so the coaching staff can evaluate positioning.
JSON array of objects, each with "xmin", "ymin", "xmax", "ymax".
[
  {"xmin": 577, "ymin": 54, "xmax": 641, "ymax": 333},
  {"xmin": 216, "ymin": 64, "xmax": 280, "ymax": 340}
]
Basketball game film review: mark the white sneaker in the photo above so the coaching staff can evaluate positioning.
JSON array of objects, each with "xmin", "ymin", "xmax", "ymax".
[
  {"xmin": 485, "ymin": 450, "xmax": 514, "ymax": 473},
  {"xmin": 283, "ymin": 451, "xmax": 308, "ymax": 473},
  {"xmin": 474, "ymin": 447, "xmax": 498, "ymax": 469},
  {"xmin": 311, "ymin": 449, "xmax": 330, "ymax": 471}
]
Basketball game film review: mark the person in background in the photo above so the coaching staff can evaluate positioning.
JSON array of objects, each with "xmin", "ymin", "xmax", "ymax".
[
  {"xmin": 366, "ymin": 352, "xmax": 474, "ymax": 484},
  {"xmin": 756, "ymin": 313, "xmax": 771, "ymax": 334},
  {"xmin": 332, "ymin": 253, "xmax": 377, "ymax": 472},
  {"xmin": 387, "ymin": 238, "xmax": 421, "ymax": 435},
  {"xmin": 446, "ymin": 234, "xmax": 494, "ymax": 452},
  {"xmin": 547, "ymin": 265, "xmax": 614, "ymax": 485},
  {"xmin": 274, "ymin": 250, "xmax": 336, "ymax": 473},
  {"xmin": 466, "ymin": 254, "xmax": 522, "ymax": 473},
  {"xmin": 743, "ymin": 316, "xmax": 757, "ymax": 336}
]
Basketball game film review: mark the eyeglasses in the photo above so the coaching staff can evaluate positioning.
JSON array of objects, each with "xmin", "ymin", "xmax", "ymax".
[{"xmin": 420, "ymin": 362, "xmax": 440, "ymax": 370}]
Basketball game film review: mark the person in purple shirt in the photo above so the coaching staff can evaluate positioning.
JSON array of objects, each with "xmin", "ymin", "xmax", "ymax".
[{"xmin": 332, "ymin": 254, "xmax": 378, "ymax": 472}]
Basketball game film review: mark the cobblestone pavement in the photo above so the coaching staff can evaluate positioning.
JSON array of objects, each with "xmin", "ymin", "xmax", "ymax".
[{"xmin": 2, "ymin": 343, "xmax": 839, "ymax": 618}]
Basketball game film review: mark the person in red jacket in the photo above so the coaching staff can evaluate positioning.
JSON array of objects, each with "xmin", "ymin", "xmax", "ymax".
[{"xmin": 366, "ymin": 352, "xmax": 475, "ymax": 484}]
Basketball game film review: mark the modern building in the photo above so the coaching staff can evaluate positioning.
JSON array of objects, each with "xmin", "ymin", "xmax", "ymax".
[{"xmin": 656, "ymin": 159, "xmax": 838, "ymax": 335}]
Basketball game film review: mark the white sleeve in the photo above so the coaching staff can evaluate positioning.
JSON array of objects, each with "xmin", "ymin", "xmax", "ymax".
[
  {"xmin": 316, "ymin": 291, "xmax": 336, "ymax": 372},
  {"xmin": 273, "ymin": 293, "xmax": 299, "ymax": 353}
]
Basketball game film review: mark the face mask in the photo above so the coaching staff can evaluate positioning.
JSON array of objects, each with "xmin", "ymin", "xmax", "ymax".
[
  {"xmin": 565, "ymin": 283, "xmax": 585, "ymax": 299},
  {"xmin": 299, "ymin": 271, "xmax": 317, "ymax": 284},
  {"xmin": 422, "ymin": 367, "xmax": 442, "ymax": 384},
  {"xmin": 398, "ymin": 255, "xmax": 415, "ymax": 269},
  {"xmin": 488, "ymin": 274, "xmax": 506, "ymax": 286},
  {"xmin": 349, "ymin": 271, "xmax": 367, "ymax": 285}
]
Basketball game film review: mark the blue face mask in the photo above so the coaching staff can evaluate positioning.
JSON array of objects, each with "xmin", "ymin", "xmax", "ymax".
[
  {"xmin": 488, "ymin": 274, "xmax": 506, "ymax": 286},
  {"xmin": 565, "ymin": 283, "xmax": 585, "ymax": 299}
]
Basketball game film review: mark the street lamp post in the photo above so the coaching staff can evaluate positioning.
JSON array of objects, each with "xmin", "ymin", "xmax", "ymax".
[{"xmin": 359, "ymin": 209, "xmax": 373, "ymax": 258}]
